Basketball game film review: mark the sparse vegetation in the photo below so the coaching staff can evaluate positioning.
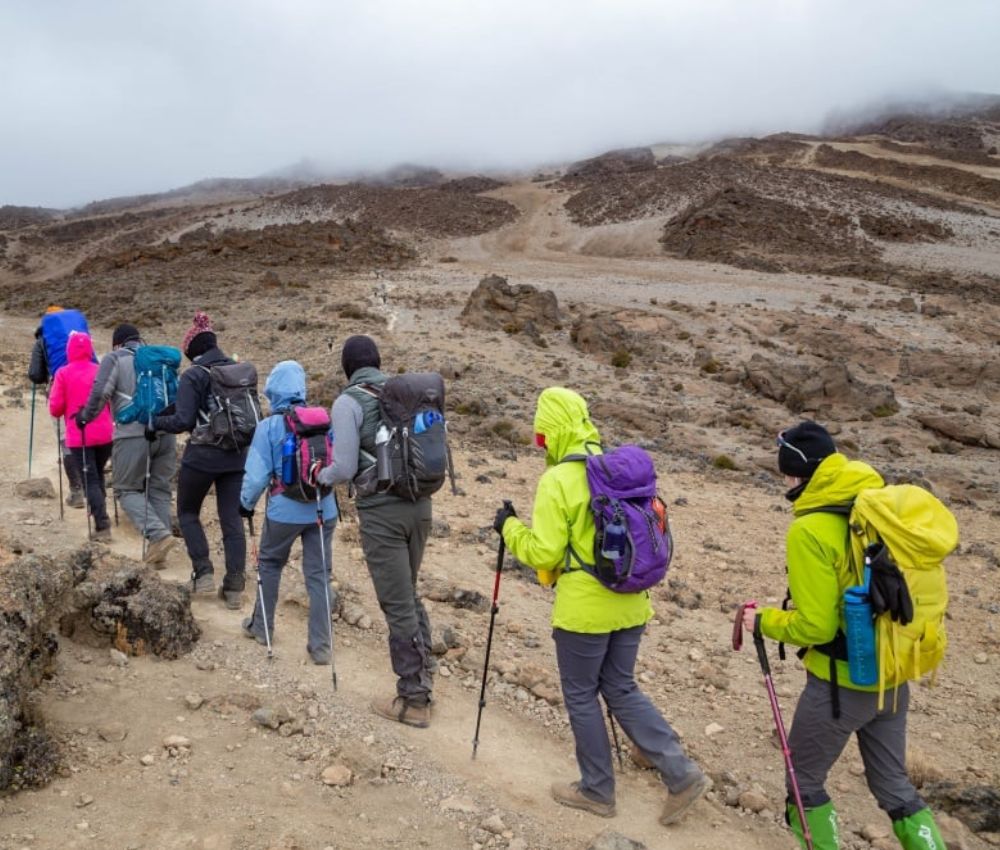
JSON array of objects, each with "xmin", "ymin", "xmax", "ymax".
[
  {"xmin": 611, "ymin": 349, "xmax": 632, "ymax": 368},
  {"xmin": 712, "ymin": 454, "xmax": 738, "ymax": 470}
]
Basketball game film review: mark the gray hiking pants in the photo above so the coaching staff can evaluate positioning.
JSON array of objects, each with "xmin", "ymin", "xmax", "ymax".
[
  {"xmin": 358, "ymin": 498, "xmax": 433, "ymax": 706},
  {"xmin": 246, "ymin": 517, "xmax": 336, "ymax": 656},
  {"xmin": 788, "ymin": 672, "xmax": 926, "ymax": 819},
  {"xmin": 553, "ymin": 625, "xmax": 701, "ymax": 804},
  {"xmin": 113, "ymin": 434, "xmax": 176, "ymax": 542}
]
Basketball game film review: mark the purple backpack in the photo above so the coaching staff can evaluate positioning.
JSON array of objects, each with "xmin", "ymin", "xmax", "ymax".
[{"xmin": 563, "ymin": 444, "xmax": 673, "ymax": 593}]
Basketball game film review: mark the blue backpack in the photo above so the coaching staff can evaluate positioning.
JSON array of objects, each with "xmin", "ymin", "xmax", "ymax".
[
  {"xmin": 562, "ymin": 444, "xmax": 673, "ymax": 593},
  {"xmin": 41, "ymin": 309, "xmax": 91, "ymax": 376},
  {"xmin": 115, "ymin": 345, "xmax": 182, "ymax": 426}
]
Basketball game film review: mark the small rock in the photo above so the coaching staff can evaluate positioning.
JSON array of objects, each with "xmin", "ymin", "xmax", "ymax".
[
  {"xmin": 508, "ymin": 840, "xmax": 528, "ymax": 850},
  {"xmin": 320, "ymin": 764, "xmax": 353, "ymax": 787},
  {"xmin": 974, "ymin": 652, "xmax": 988, "ymax": 664},
  {"xmin": 587, "ymin": 831, "xmax": 648, "ymax": 850},
  {"xmin": 356, "ymin": 614, "xmax": 373, "ymax": 630},
  {"xmin": 15, "ymin": 478, "xmax": 56, "ymax": 499},
  {"xmin": 704, "ymin": 722, "xmax": 725, "ymax": 738},
  {"xmin": 480, "ymin": 814, "xmax": 506, "ymax": 835},
  {"xmin": 688, "ymin": 648, "xmax": 703, "ymax": 662},
  {"xmin": 184, "ymin": 693, "xmax": 205, "ymax": 711},
  {"xmin": 440, "ymin": 795, "xmax": 479, "ymax": 814},
  {"xmin": 96, "ymin": 723, "xmax": 128, "ymax": 743},
  {"xmin": 738, "ymin": 790, "xmax": 769, "ymax": 813},
  {"xmin": 860, "ymin": 823, "xmax": 889, "ymax": 841},
  {"xmin": 162, "ymin": 735, "xmax": 191, "ymax": 749},
  {"xmin": 140, "ymin": 754, "xmax": 156, "ymax": 766},
  {"xmin": 108, "ymin": 649, "xmax": 129, "ymax": 667},
  {"xmin": 75, "ymin": 794, "xmax": 94, "ymax": 808}
]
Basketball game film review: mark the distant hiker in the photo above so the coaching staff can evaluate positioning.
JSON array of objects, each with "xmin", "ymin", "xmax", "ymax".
[
  {"xmin": 313, "ymin": 335, "xmax": 445, "ymax": 728},
  {"xmin": 29, "ymin": 305, "xmax": 87, "ymax": 507},
  {"xmin": 240, "ymin": 361, "xmax": 337, "ymax": 662},
  {"xmin": 495, "ymin": 387, "xmax": 709, "ymax": 825},
  {"xmin": 154, "ymin": 311, "xmax": 259, "ymax": 608},
  {"xmin": 78, "ymin": 323, "xmax": 178, "ymax": 564},
  {"xmin": 741, "ymin": 421, "xmax": 952, "ymax": 850},
  {"xmin": 48, "ymin": 331, "xmax": 114, "ymax": 540}
]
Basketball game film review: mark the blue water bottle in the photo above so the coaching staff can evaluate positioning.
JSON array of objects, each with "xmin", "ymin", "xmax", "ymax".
[
  {"xmin": 600, "ymin": 514, "xmax": 628, "ymax": 562},
  {"xmin": 844, "ymin": 583, "xmax": 878, "ymax": 686},
  {"xmin": 281, "ymin": 431, "xmax": 297, "ymax": 485},
  {"xmin": 413, "ymin": 411, "xmax": 441, "ymax": 434}
]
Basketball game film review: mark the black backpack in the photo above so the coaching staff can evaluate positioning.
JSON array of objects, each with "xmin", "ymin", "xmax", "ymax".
[
  {"xmin": 357, "ymin": 373, "xmax": 456, "ymax": 502},
  {"xmin": 190, "ymin": 361, "xmax": 263, "ymax": 450}
]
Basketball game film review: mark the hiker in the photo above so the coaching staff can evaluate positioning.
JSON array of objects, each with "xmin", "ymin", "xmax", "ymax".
[
  {"xmin": 153, "ymin": 311, "xmax": 253, "ymax": 608},
  {"xmin": 29, "ymin": 305, "xmax": 85, "ymax": 507},
  {"xmin": 77, "ymin": 323, "xmax": 178, "ymax": 564},
  {"xmin": 741, "ymin": 421, "xmax": 947, "ymax": 849},
  {"xmin": 495, "ymin": 387, "xmax": 709, "ymax": 825},
  {"xmin": 312, "ymin": 335, "xmax": 436, "ymax": 727},
  {"xmin": 239, "ymin": 361, "xmax": 337, "ymax": 662},
  {"xmin": 48, "ymin": 331, "xmax": 114, "ymax": 540}
]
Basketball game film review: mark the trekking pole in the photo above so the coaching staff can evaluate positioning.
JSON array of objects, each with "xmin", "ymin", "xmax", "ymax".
[
  {"xmin": 80, "ymin": 422, "xmax": 93, "ymax": 539},
  {"xmin": 472, "ymin": 500, "xmax": 511, "ymax": 759},
  {"xmin": 315, "ymin": 487, "xmax": 337, "ymax": 691},
  {"xmin": 28, "ymin": 384, "xmax": 37, "ymax": 478},
  {"xmin": 142, "ymin": 415, "xmax": 152, "ymax": 561},
  {"xmin": 733, "ymin": 603, "xmax": 813, "ymax": 850},
  {"xmin": 605, "ymin": 699, "xmax": 625, "ymax": 770},
  {"xmin": 56, "ymin": 418, "xmax": 65, "ymax": 520},
  {"xmin": 247, "ymin": 516, "xmax": 273, "ymax": 661}
]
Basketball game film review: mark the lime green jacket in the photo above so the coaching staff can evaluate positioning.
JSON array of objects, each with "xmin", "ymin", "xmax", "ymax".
[
  {"xmin": 759, "ymin": 453, "xmax": 885, "ymax": 689},
  {"xmin": 501, "ymin": 387, "xmax": 653, "ymax": 634}
]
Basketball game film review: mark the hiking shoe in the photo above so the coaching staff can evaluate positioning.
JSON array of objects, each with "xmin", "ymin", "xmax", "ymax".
[
  {"xmin": 144, "ymin": 535, "xmax": 177, "ymax": 567},
  {"xmin": 550, "ymin": 781, "xmax": 616, "ymax": 818},
  {"xmin": 218, "ymin": 587, "xmax": 243, "ymax": 610},
  {"xmin": 241, "ymin": 617, "xmax": 267, "ymax": 646},
  {"xmin": 309, "ymin": 647, "xmax": 331, "ymax": 665},
  {"xmin": 192, "ymin": 573, "xmax": 216, "ymax": 594},
  {"xmin": 66, "ymin": 489, "xmax": 85, "ymax": 509},
  {"xmin": 371, "ymin": 695, "xmax": 431, "ymax": 729},
  {"xmin": 660, "ymin": 774, "xmax": 712, "ymax": 826},
  {"xmin": 91, "ymin": 527, "xmax": 112, "ymax": 543}
]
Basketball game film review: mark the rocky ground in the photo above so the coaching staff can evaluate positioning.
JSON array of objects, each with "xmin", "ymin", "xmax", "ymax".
[{"xmin": 0, "ymin": 102, "xmax": 998, "ymax": 849}]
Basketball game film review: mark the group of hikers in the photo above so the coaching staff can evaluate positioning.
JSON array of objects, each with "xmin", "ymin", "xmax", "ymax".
[{"xmin": 28, "ymin": 307, "xmax": 956, "ymax": 849}]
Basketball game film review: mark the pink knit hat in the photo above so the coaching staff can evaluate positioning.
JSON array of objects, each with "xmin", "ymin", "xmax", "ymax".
[{"xmin": 182, "ymin": 311, "xmax": 214, "ymax": 355}]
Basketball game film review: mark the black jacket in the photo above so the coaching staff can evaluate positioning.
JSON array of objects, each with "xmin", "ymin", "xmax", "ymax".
[{"xmin": 154, "ymin": 347, "xmax": 246, "ymax": 473}]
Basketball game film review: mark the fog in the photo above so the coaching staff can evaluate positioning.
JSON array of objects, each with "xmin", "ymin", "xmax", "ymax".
[{"xmin": 2, "ymin": 0, "xmax": 998, "ymax": 208}]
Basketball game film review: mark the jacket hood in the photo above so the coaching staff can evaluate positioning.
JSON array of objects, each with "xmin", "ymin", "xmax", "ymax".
[
  {"xmin": 67, "ymin": 330, "xmax": 94, "ymax": 363},
  {"xmin": 793, "ymin": 453, "xmax": 884, "ymax": 515},
  {"xmin": 533, "ymin": 387, "xmax": 602, "ymax": 465},
  {"xmin": 264, "ymin": 360, "xmax": 307, "ymax": 412}
]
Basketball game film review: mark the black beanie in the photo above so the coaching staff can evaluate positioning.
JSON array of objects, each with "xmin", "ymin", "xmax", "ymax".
[
  {"xmin": 112, "ymin": 323, "xmax": 141, "ymax": 347},
  {"xmin": 341, "ymin": 335, "xmax": 381, "ymax": 378},
  {"xmin": 185, "ymin": 331, "xmax": 217, "ymax": 361},
  {"xmin": 777, "ymin": 421, "xmax": 836, "ymax": 479}
]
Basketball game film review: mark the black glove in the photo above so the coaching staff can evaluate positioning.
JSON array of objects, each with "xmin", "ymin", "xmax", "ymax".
[
  {"xmin": 238, "ymin": 504, "xmax": 254, "ymax": 519},
  {"xmin": 144, "ymin": 427, "xmax": 158, "ymax": 443},
  {"xmin": 74, "ymin": 411, "xmax": 88, "ymax": 430},
  {"xmin": 867, "ymin": 543, "xmax": 914, "ymax": 625},
  {"xmin": 493, "ymin": 502, "xmax": 516, "ymax": 535},
  {"xmin": 159, "ymin": 402, "xmax": 176, "ymax": 417}
]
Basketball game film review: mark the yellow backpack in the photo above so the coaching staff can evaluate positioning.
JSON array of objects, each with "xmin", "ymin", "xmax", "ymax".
[{"xmin": 845, "ymin": 485, "xmax": 958, "ymax": 707}]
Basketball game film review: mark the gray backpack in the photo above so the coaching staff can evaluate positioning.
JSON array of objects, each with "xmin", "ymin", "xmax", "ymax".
[{"xmin": 190, "ymin": 361, "xmax": 262, "ymax": 451}]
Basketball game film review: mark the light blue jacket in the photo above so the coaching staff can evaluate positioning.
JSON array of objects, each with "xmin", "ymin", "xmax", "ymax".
[{"xmin": 240, "ymin": 360, "xmax": 337, "ymax": 525}]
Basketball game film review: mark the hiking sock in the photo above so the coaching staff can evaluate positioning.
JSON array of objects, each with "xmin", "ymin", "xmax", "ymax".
[
  {"xmin": 787, "ymin": 800, "xmax": 840, "ymax": 850},
  {"xmin": 892, "ymin": 808, "xmax": 945, "ymax": 850}
]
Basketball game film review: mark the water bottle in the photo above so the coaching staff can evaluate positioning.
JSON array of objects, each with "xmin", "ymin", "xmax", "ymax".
[
  {"xmin": 413, "ymin": 410, "xmax": 442, "ymax": 434},
  {"xmin": 281, "ymin": 431, "xmax": 297, "ymax": 486},
  {"xmin": 843, "ymin": 585, "xmax": 878, "ymax": 686},
  {"xmin": 375, "ymin": 424, "xmax": 392, "ymax": 486},
  {"xmin": 600, "ymin": 514, "xmax": 628, "ymax": 562}
]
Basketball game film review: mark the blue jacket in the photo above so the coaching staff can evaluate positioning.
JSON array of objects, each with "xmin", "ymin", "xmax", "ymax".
[{"xmin": 240, "ymin": 360, "xmax": 337, "ymax": 525}]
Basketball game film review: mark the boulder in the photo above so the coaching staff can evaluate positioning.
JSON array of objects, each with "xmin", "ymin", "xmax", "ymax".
[
  {"xmin": 460, "ymin": 275, "xmax": 561, "ymax": 333},
  {"xmin": 14, "ymin": 478, "xmax": 56, "ymax": 499},
  {"xmin": 586, "ymin": 831, "xmax": 648, "ymax": 850},
  {"xmin": 915, "ymin": 414, "xmax": 1000, "ymax": 449},
  {"xmin": 922, "ymin": 782, "xmax": 1000, "ymax": 833}
]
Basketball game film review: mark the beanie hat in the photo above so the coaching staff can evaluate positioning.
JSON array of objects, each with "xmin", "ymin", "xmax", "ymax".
[
  {"xmin": 112, "ymin": 323, "xmax": 141, "ymax": 347},
  {"xmin": 183, "ymin": 311, "xmax": 216, "ymax": 359},
  {"xmin": 777, "ymin": 421, "xmax": 836, "ymax": 479},
  {"xmin": 341, "ymin": 335, "xmax": 381, "ymax": 378}
]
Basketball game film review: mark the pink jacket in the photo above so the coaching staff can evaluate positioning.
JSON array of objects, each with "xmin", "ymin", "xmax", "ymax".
[{"xmin": 48, "ymin": 332, "xmax": 113, "ymax": 448}]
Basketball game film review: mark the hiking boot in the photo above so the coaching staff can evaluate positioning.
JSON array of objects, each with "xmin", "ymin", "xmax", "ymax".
[
  {"xmin": 218, "ymin": 587, "xmax": 243, "ymax": 610},
  {"xmin": 241, "ymin": 617, "xmax": 267, "ymax": 646},
  {"xmin": 371, "ymin": 695, "xmax": 431, "ymax": 729},
  {"xmin": 192, "ymin": 573, "xmax": 216, "ymax": 594},
  {"xmin": 144, "ymin": 535, "xmax": 176, "ymax": 567},
  {"xmin": 66, "ymin": 488, "xmax": 85, "ymax": 509},
  {"xmin": 550, "ymin": 781, "xmax": 616, "ymax": 818},
  {"xmin": 659, "ymin": 773, "xmax": 712, "ymax": 826},
  {"xmin": 309, "ymin": 647, "xmax": 331, "ymax": 665},
  {"xmin": 90, "ymin": 527, "xmax": 112, "ymax": 543}
]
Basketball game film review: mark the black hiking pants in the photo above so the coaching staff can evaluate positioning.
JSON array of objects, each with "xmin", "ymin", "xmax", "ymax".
[
  {"xmin": 71, "ymin": 443, "xmax": 112, "ymax": 530},
  {"xmin": 177, "ymin": 466, "xmax": 246, "ymax": 591}
]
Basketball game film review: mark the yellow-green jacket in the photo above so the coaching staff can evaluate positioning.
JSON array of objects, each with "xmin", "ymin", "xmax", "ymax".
[
  {"xmin": 500, "ymin": 387, "xmax": 653, "ymax": 634},
  {"xmin": 759, "ymin": 453, "xmax": 885, "ymax": 690}
]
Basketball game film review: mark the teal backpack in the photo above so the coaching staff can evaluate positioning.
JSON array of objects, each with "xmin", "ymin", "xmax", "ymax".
[{"xmin": 115, "ymin": 345, "xmax": 182, "ymax": 426}]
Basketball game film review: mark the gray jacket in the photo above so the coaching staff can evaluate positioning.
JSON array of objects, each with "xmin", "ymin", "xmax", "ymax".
[{"xmin": 79, "ymin": 341, "xmax": 144, "ymax": 439}]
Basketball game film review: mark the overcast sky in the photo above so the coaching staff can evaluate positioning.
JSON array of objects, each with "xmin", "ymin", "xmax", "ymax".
[{"xmin": 2, "ymin": 0, "xmax": 999, "ymax": 208}]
